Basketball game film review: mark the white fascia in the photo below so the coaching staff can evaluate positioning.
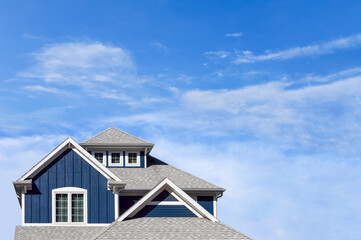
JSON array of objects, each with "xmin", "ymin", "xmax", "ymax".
[
  {"xmin": 19, "ymin": 137, "xmax": 121, "ymax": 182},
  {"xmin": 117, "ymin": 178, "xmax": 218, "ymax": 222}
]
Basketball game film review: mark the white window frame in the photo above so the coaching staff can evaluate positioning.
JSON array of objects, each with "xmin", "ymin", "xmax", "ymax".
[
  {"xmin": 52, "ymin": 187, "xmax": 87, "ymax": 225},
  {"xmin": 125, "ymin": 151, "xmax": 140, "ymax": 167},
  {"xmin": 108, "ymin": 151, "xmax": 123, "ymax": 167},
  {"xmin": 92, "ymin": 151, "xmax": 106, "ymax": 166}
]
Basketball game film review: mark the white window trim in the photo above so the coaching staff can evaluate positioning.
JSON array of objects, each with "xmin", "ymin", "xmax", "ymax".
[
  {"xmin": 125, "ymin": 151, "xmax": 140, "ymax": 167},
  {"xmin": 108, "ymin": 151, "xmax": 123, "ymax": 167},
  {"xmin": 52, "ymin": 187, "xmax": 87, "ymax": 225},
  {"xmin": 92, "ymin": 151, "xmax": 106, "ymax": 166}
]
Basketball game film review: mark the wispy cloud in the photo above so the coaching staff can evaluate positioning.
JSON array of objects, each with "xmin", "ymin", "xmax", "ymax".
[
  {"xmin": 234, "ymin": 34, "xmax": 361, "ymax": 63},
  {"xmin": 24, "ymin": 85, "xmax": 62, "ymax": 94},
  {"xmin": 204, "ymin": 51, "xmax": 230, "ymax": 59},
  {"xmin": 150, "ymin": 42, "xmax": 169, "ymax": 54},
  {"xmin": 17, "ymin": 41, "xmax": 164, "ymax": 106},
  {"xmin": 225, "ymin": 32, "xmax": 243, "ymax": 37},
  {"xmin": 104, "ymin": 68, "xmax": 361, "ymax": 155},
  {"xmin": 20, "ymin": 42, "xmax": 134, "ymax": 87}
]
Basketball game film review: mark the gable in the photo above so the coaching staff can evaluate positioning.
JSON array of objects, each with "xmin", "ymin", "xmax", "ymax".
[
  {"xmin": 25, "ymin": 148, "xmax": 115, "ymax": 223},
  {"xmin": 117, "ymin": 178, "xmax": 218, "ymax": 222},
  {"xmin": 19, "ymin": 137, "xmax": 121, "ymax": 182}
]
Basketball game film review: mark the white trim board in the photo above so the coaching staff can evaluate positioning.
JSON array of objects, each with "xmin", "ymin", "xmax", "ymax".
[
  {"xmin": 116, "ymin": 178, "xmax": 218, "ymax": 222},
  {"xmin": 19, "ymin": 137, "xmax": 121, "ymax": 182}
]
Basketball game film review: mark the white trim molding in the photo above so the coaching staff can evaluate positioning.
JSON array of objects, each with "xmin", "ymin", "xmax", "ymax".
[
  {"xmin": 117, "ymin": 178, "xmax": 218, "ymax": 222},
  {"xmin": 52, "ymin": 187, "xmax": 88, "ymax": 225},
  {"xmin": 125, "ymin": 151, "xmax": 140, "ymax": 167},
  {"xmin": 108, "ymin": 151, "xmax": 123, "ymax": 167},
  {"xmin": 19, "ymin": 137, "xmax": 121, "ymax": 182}
]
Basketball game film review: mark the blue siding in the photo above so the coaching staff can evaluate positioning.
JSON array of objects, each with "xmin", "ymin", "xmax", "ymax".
[
  {"xmin": 134, "ymin": 205, "xmax": 196, "ymax": 218},
  {"xmin": 197, "ymin": 196, "xmax": 214, "ymax": 215},
  {"xmin": 153, "ymin": 190, "xmax": 177, "ymax": 201},
  {"xmin": 25, "ymin": 148, "xmax": 114, "ymax": 223}
]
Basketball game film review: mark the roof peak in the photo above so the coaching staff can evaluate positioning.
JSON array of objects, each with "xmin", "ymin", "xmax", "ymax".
[{"xmin": 81, "ymin": 127, "xmax": 154, "ymax": 147}]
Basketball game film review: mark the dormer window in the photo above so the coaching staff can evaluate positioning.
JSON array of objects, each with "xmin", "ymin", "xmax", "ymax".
[
  {"xmin": 125, "ymin": 151, "xmax": 140, "ymax": 167},
  {"xmin": 109, "ymin": 152, "xmax": 123, "ymax": 166},
  {"xmin": 92, "ymin": 152, "xmax": 106, "ymax": 166}
]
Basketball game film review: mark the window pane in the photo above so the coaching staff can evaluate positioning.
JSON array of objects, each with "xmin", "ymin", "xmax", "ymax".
[
  {"xmin": 94, "ymin": 153, "xmax": 103, "ymax": 163},
  {"xmin": 56, "ymin": 194, "xmax": 68, "ymax": 222},
  {"xmin": 128, "ymin": 153, "xmax": 137, "ymax": 164},
  {"xmin": 71, "ymin": 194, "xmax": 84, "ymax": 222},
  {"xmin": 112, "ymin": 153, "xmax": 120, "ymax": 163}
]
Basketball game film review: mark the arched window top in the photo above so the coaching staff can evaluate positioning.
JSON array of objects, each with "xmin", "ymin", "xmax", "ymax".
[{"xmin": 52, "ymin": 187, "xmax": 87, "ymax": 193}]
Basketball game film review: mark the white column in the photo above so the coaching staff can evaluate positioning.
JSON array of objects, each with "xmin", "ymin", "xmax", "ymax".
[{"xmin": 114, "ymin": 192, "xmax": 119, "ymax": 219}]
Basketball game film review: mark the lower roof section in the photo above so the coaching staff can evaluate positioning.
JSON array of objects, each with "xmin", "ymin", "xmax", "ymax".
[
  {"xmin": 109, "ymin": 156, "xmax": 225, "ymax": 193},
  {"xmin": 14, "ymin": 225, "xmax": 106, "ymax": 240},
  {"xmin": 96, "ymin": 218, "xmax": 253, "ymax": 240}
]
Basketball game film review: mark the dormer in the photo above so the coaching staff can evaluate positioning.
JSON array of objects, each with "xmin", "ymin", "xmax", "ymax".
[{"xmin": 80, "ymin": 127, "xmax": 154, "ymax": 168}]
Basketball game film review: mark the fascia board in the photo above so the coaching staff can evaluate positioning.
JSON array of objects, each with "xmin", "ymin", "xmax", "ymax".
[{"xmin": 19, "ymin": 137, "xmax": 122, "ymax": 182}]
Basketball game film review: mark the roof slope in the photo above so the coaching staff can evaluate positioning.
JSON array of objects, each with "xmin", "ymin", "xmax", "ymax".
[
  {"xmin": 95, "ymin": 218, "xmax": 253, "ymax": 240},
  {"xmin": 109, "ymin": 156, "xmax": 224, "ymax": 191},
  {"xmin": 81, "ymin": 127, "xmax": 152, "ymax": 145},
  {"xmin": 15, "ymin": 226, "xmax": 106, "ymax": 240}
]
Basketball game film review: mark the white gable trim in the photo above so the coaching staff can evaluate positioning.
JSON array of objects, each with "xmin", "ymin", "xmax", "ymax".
[
  {"xmin": 19, "ymin": 137, "xmax": 121, "ymax": 182},
  {"xmin": 117, "ymin": 178, "xmax": 218, "ymax": 222}
]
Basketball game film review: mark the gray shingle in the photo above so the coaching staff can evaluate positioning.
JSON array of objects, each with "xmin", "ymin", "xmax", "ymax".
[
  {"xmin": 109, "ymin": 156, "xmax": 224, "ymax": 191},
  {"xmin": 15, "ymin": 226, "xmax": 106, "ymax": 240},
  {"xmin": 81, "ymin": 127, "xmax": 152, "ymax": 145},
  {"xmin": 96, "ymin": 218, "xmax": 253, "ymax": 240}
]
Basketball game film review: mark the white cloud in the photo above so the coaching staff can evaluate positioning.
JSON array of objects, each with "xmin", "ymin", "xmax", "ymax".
[
  {"xmin": 20, "ymin": 42, "xmax": 135, "ymax": 88},
  {"xmin": 233, "ymin": 34, "xmax": 361, "ymax": 63},
  {"xmin": 225, "ymin": 32, "xmax": 243, "ymax": 37},
  {"xmin": 204, "ymin": 51, "xmax": 230, "ymax": 59},
  {"xmin": 151, "ymin": 138, "xmax": 361, "ymax": 240},
  {"xmin": 104, "ymin": 68, "xmax": 361, "ymax": 154},
  {"xmin": 24, "ymin": 85, "xmax": 61, "ymax": 94}
]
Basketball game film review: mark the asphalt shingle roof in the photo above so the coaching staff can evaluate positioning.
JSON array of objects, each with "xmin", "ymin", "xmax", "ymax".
[
  {"xmin": 14, "ymin": 226, "xmax": 106, "ymax": 240},
  {"xmin": 81, "ymin": 127, "xmax": 152, "ymax": 145},
  {"xmin": 96, "ymin": 218, "xmax": 253, "ymax": 240},
  {"xmin": 109, "ymin": 156, "xmax": 224, "ymax": 191}
]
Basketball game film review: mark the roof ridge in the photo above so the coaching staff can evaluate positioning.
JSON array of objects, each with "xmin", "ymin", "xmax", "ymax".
[
  {"xmin": 81, "ymin": 127, "xmax": 151, "ymax": 144},
  {"xmin": 110, "ymin": 127, "xmax": 151, "ymax": 143}
]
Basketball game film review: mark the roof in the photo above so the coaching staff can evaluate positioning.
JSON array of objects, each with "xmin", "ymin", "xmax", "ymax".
[
  {"xmin": 95, "ymin": 218, "xmax": 253, "ymax": 240},
  {"xmin": 81, "ymin": 127, "xmax": 154, "ymax": 148},
  {"xmin": 117, "ymin": 178, "xmax": 218, "ymax": 222},
  {"xmin": 14, "ymin": 225, "xmax": 106, "ymax": 240},
  {"xmin": 109, "ymin": 156, "xmax": 225, "ymax": 192}
]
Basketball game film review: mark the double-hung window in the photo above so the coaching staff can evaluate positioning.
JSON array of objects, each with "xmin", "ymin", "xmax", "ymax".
[
  {"xmin": 52, "ymin": 187, "xmax": 87, "ymax": 224},
  {"xmin": 125, "ymin": 151, "xmax": 140, "ymax": 167},
  {"xmin": 109, "ymin": 152, "xmax": 123, "ymax": 166},
  {"xmin": 92, "ymin": 152, "xmax": 106, "ymax": 165}
]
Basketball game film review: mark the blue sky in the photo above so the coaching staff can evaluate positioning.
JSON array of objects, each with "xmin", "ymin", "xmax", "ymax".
[{"xmin": 1, "ymin": 1, "xmax": 361, "ymax": 239}]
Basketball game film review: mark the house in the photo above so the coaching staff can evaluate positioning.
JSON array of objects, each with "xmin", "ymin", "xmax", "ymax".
[{"xmin": 13, "ymin": 127, "xmax": 252, "ymax": 239}]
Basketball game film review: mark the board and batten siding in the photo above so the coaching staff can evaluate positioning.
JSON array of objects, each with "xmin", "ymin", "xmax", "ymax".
[{"xmin": 25, "ymin": 148, "xmax": 114, "ymax": 223}]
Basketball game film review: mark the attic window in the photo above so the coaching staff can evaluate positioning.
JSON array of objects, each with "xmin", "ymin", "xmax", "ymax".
[
  {"xmin": 109, "ymin": 152, "xmax": 123, "ymax": 166},
  {"xmin": 92, "ymin": 152, "xmax": 106, "ymax": 165},
  {"xmin": 125, "ymin": 151, "xmax": 140, "ymax": 167}
]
